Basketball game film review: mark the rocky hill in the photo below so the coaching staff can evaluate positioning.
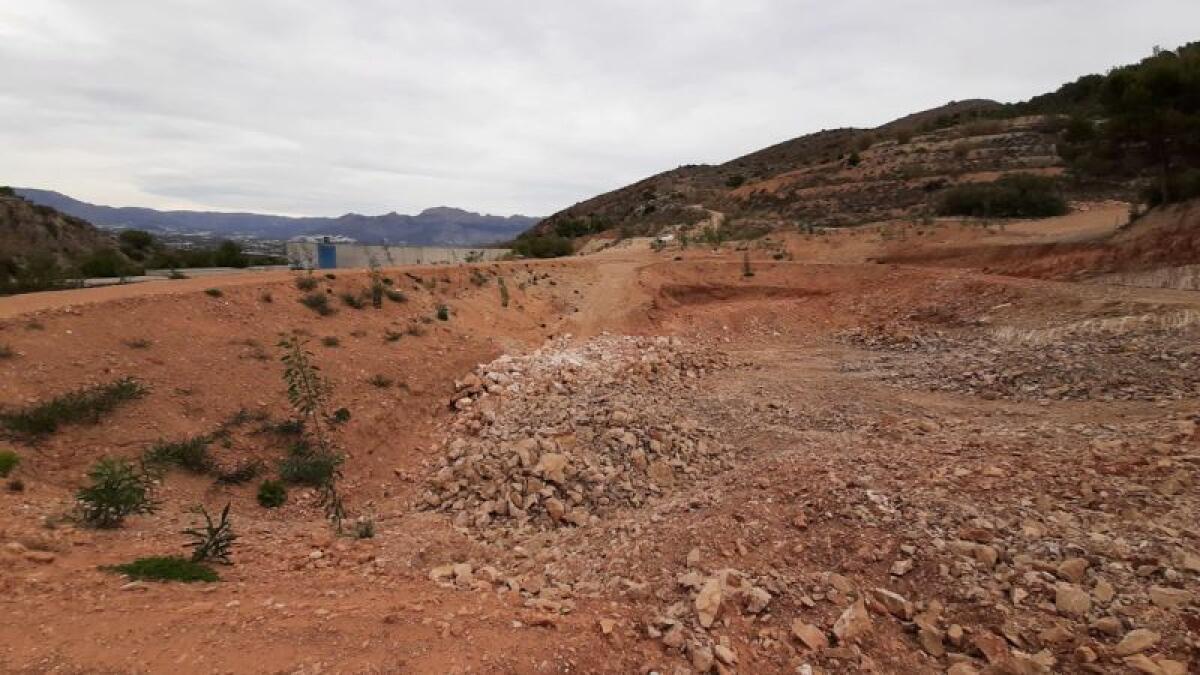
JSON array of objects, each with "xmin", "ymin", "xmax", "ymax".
[
  {"xmin": 0, "ymin": 189, "xmax": 133, "ymax": 292},
  {"xmin": 0, "ymin": 190, "xmax": 116, "ymax": 260},
  {"xmin": 16, "ymin": 189, "xmax": 540, "ymax": 246},
  {"xmin": 528, "ymin": 39, "xmax": 1199, "ymax": 243},
  {"xmin": 531, "ymin": 101, "xmax": 1077, "ymax": 240}
]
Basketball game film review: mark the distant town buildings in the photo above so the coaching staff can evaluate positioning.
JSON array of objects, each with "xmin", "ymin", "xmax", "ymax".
[{"xmin": 289, "ymin": 234, "xmax": 357, "ymax": 244}]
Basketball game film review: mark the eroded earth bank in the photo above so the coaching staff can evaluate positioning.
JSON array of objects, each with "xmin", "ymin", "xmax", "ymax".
[{"xmin": 1, "ymin": 244, "xmax": 1198, "ymax": 674}]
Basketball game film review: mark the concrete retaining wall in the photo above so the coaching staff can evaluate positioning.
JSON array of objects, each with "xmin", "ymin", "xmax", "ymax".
[{"xmin": 286, "ymin": 243, "xmax": 509, "ymax": 269}]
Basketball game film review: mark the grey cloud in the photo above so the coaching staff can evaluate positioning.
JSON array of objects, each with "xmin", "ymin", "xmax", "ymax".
[{"xmin": 1, "ymin": 0, "xmax": 1198, "ymax": 217}]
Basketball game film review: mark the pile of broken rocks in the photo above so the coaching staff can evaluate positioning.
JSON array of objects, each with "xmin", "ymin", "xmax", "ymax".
[
  {"xmin": 420, "ymin": 334, "xmax": 731, "ymax": 539},
  {"xmin": 841, "ymin": 318, "xmax": 1200, "ymax": 402}
]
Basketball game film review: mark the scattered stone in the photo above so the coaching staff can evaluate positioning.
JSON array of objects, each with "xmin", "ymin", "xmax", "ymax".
[
  {"xmin": 1123, "ymin": 653, "xmax": 1164, "ymax": 674},
  {"xmin": 1056, "ymin": 557, "xmax": 1089, "ymax": 583},
  {"xmin": 973, "ymin": 545, "xmax": 999, "ymax": 568},
  {"xmin": 918, "ymin": 626, "xmax": 945, "ymax": 657},
  {"xmin": 695, "ymin": 578, "xmax": 722, "ymax": 628},
  {"xmin": 452, "ymin": 563, "xmax": 474, "ymax": 585},
  {"xmin": 689, "ymin": 644, "xmax": 714, "ymax": 673},
  {"xmin": 1055, "ymin": 583, "xmax": 1091, "ymax": 617},
  {"xmin": 1038, "ymin": 625, "xmax": 1072, "ymax": 645},
  {"xmin": 832, "ymin": 599, "xmax": 872, "ymax": 644},
  {"xmin": 1148, "ymin": 586, "xmax": 1191, "ymax": 609},
  {"xmin": 1156, "ymin": 660, "xmax": 1189, "ymax": 675},
  {"xmin": 1114, "ymin": 628, "xmax": 1161, "ymax": 656},
  {"xmin": 662, "ymin": 625, "xmax": 685, "ymax": 649},
  {"xmin": 1177, "ymin": 549, "xmax": 1200, "ymax": 574},
  {"xmin": 713, "ymin": 644, "xmax": 736, "ymax": 666},
  {"xmin": 973, "ymin": 632, "xmax": 1008, "ymax": 664},
  {"xmin": 744, "ymin": 587, "xmax": 771, "ymax": 614},
  {"xmin": 1074, "ymin": 646, "xmax": 1097, "ymax": 664},
  {"xmin": 870, "ymin": 587, "xmax": 912, "ymax": 619},
  {"xmin": 828, "ymin": 573, "xmax": 852, "ymax": 594},
  {"xmin": 22, "ymin": 550, "xmax": 55, "ymax": 564},
  {"xmin": 1090, "ymin": 616, "xmax": 1122, "ymax": 636},
  {"xmin": 791, "ymin": 621, "xmax": 828, "ymax": 651}
]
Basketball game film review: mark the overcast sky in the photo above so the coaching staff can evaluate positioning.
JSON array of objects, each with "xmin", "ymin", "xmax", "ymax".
[{"xmin": 2, "ymin": 1, "xmax": 1198, "ymax": 217}]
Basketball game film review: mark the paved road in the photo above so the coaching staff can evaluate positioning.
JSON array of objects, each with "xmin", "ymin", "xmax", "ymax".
[{"xmin": 81, "ymin": 265, "xmax": 293, "ymax": 287}]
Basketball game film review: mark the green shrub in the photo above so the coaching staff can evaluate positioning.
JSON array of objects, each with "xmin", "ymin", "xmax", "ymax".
[
  {"xmin": 353, "ymin": 519, "xmax": 376, "ymax": 539},
  {"xmin": 116, "ymin": 228, "xmax": 155, "ymax": 254},
  {"xmin": 0, "ymin": 344, "xmax": 13, "ymax": 359},
  {"xmin": 1144, "ymin": 168, "xmax": 1200, "ymax": 207},
  {"xmin": 552, "ymin": 217, "xmax": 604, "ymax": 238},
  {"xmin": 384, "ymin": 288, "xmax": 407, "ymax": 303},
  {"xmin": 511, "ymin": 234, "xmax": 573, "ymax": 258},
  {"xmin": 278, "ymin": 335, "xmax": 347, "ymax": 531},
  {"xmin": 167, "ymin": 269, "xmax": 188, "ymax": 280},
  {"xmin": 295, "ymin": 275, "xmax": 318, "ymax": 291},
  {"xmin": 104, "ymin": 556, "xmax": 218, "ymax": 583},
  {"xmin": 143, "ymin": 436, "xmax": 212, "ymax": 474},
  {"xmin": 339, "ymin": 291, "xmax": 366, "ymax": 309},
  {"xmin": 321, "ymin": 336, "xmax": 340, "ymax": 347},
  {"xmin": 212, "ymin": 241, "xmax": 248, "ymax": 268},
  {"xmin": 76, "ymin": 457, "xmax": 157, "ymax": 528},
  {"xmin": 299, "ymin": 291, "xmax": 334, "ymax": 316},
  {"xmin": 1, "ymin": 251, "xmax": 80, "ymax": 296},
  {"xmin": 266, "ymin": 419, "xmax": 304, "ymax": 436},
  {"xmin": 436, "ymin": 304, "xmax": 449, "ymax": 321},
  {"xmin": 367, "ymin": 374, "xmax": 393, "ymax": 388},
  {"xmin": 204, "ymin": 288, "xmax": 223, "ymax": 297},
  {"xmin": 936, "ymin": 174, "xmax": 1068, "ymax": 218},
  {"xmin": 0, "ymin": 450, "xmax": 19, "ymax": 477},
  {"xmin": 498, "ymin": 277, "xmax": 510, "ymax": 308},
  {"xmin": 257, "ymin": 479, "xmax": 287, "ymax": 508},
  {"xmin": 183, "ymin": 503, "xmax": 236, "ymax": 564},
  {"xmin": 279, "ymin": 442, "xmax": 343, "ymax": 487},
  {"xmin": 1, "ymin": 377, "xmax": 145, "ymax": 436},
  {"xmin": 79, "ymin": 249, "xmax": 143, "ymax": 279},
  {"xmin": 215, "ymin": 460, "xmax": 261, "ymax": 485},
  {"xmin": 725, "ymin": 174, "xmax": 746, "ymax": 188}
]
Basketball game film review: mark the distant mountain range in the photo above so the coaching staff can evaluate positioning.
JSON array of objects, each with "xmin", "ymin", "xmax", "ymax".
[{"xmin": 14, "ymin": 189, "xmax": 540, "ymax": 246}]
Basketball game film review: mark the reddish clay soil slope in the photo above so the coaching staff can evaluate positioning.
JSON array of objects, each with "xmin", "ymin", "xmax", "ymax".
[
  {"xmin": 0, "ymin": 237, "xmax": 1197, "ymax": 673},
  {"xmin": 877, "ymin": 200, "xmax": 1200, "ymax": 282}
]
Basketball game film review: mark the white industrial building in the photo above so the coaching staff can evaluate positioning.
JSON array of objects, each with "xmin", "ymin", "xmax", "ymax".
[{"xmin": 286, "ymin": 241, "xmax": 510, "ymax": 269}]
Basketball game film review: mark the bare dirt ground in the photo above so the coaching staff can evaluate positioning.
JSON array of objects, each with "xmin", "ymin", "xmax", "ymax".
[{"xmin": 0, "ymin": 211, "xmax": 1197, "ymax": 674}]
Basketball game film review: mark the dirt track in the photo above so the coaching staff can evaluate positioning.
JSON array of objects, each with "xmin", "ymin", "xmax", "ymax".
[{"xmin": 1, "ymin": 223, "xmax": 1198, "ymax": 673}]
